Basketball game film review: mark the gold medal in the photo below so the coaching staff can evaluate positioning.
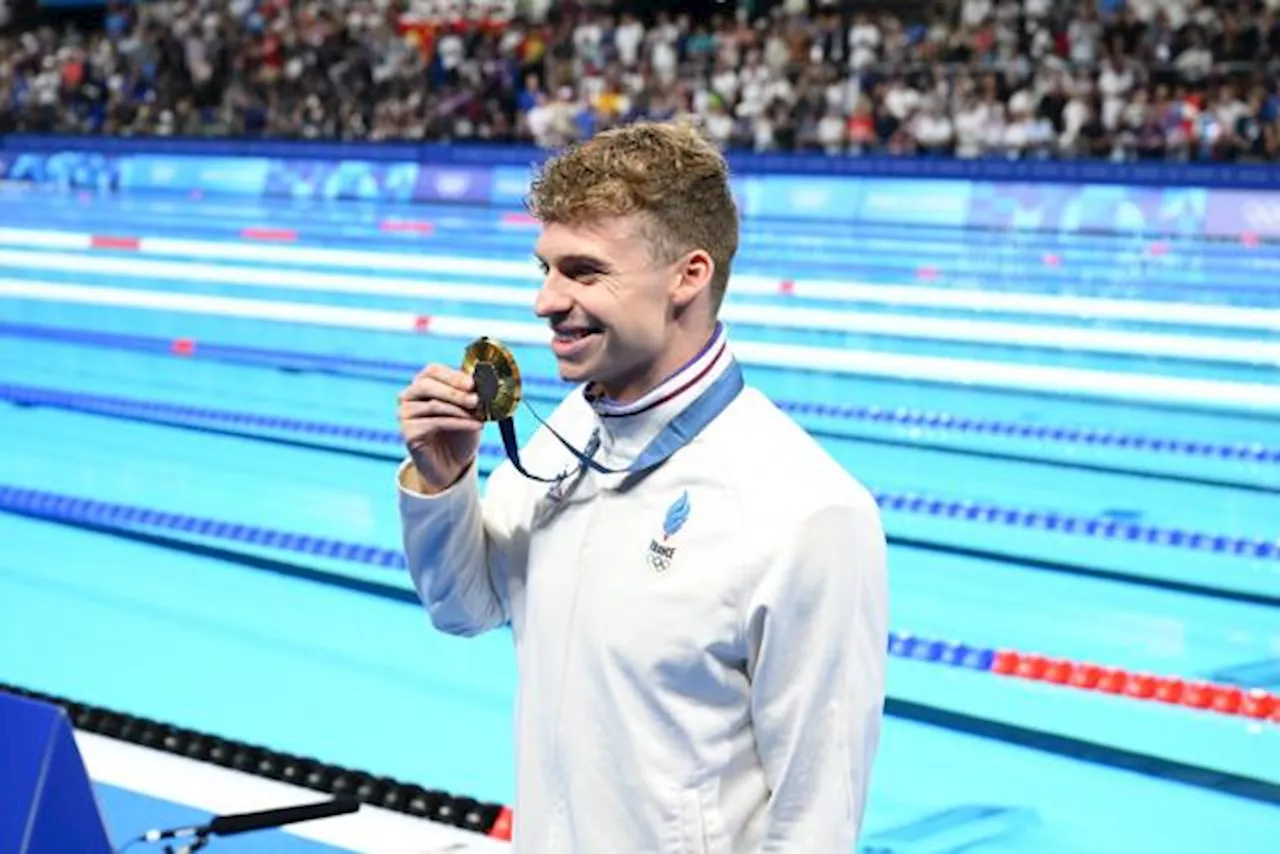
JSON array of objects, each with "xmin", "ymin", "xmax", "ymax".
[
  {"xmin": 458, "ymin": 328, "xmax": 745, "ymax": 489},
  {"xmin": 462, "ymin": 337, "xmax": 522, "ymax": 422}
]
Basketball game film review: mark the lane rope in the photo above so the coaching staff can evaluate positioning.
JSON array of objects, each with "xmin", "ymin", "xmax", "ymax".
[
  {"xmin": 4, "ymin": 246, "xmax": 1279, "ymax": 349},
  {"xmin": 2, "ymin": 321, "xmax": 1276, "ymax": 465},
  {"xmin": 2, "ymin": 381, "xmax": 1277, "ymax": 560},
  {"xmin": 0, "ymin": 482, "xmax": 1275, "ymax": 725},
  {"xmin": 5, "ymin": 278, "xmax": 1280, "ymax": 412},
  {"xmin": 0, "ymin": 682, "xmax": 516, "ymax": 843},
  {"xmin": 3, "ymin": 224, "xmax": 1280, "ymax": 304}
]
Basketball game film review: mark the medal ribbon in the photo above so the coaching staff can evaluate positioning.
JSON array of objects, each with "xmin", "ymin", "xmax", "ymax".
[{"xmin": 494, "ymin": 358, "xmax": 745, "ymax": 489}]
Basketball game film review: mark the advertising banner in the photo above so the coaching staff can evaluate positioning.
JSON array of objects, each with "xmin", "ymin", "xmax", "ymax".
[
  {"xmin": 116, "ymin": 155, "xmax": 272, "ymax": 196},
  {"xmin": 741, "ymin": 176, "xmax": 860, "ymax": 221},
  {"xmin": 489, "ymin": 165, "xmax": 537, "ymax": 207},
  {"xmin": 2, "ymin": 145, "xmax": 1279, "ymax": 239},
  {"xmin": 855, "ymin": 179, "xmax": 974, "ymax": 228},
  {"xmin": 262, "ymin": 159, "xmax": 420, "ymax": 202},
  {"xmin": 965, "ymin": 182, "xmax": 1208, "ymax": 235},
  {"xmin": 0, "ymin": 151, "xmax": 123, "ymax": 191},
  {"xmin": 740, "ymin": 177, "xmax": 973, "ymax": 227},
  {"xmin": 412, "ymin": 166, "xmax": 492, "ymax": 204},
  {"xmin": 1203, "ymin": 189, "xmax": 1280, "ymax": 238}
]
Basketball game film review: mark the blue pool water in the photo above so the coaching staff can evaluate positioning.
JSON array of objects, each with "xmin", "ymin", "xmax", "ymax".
[{"xmin": 0, "ymin": 186, "xmax": 1277, "ymax": 853}]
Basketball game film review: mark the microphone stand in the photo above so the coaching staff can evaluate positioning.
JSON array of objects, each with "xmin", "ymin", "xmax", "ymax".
[{"xmin": 128, "ymin": 796, "xmax": 361, "ymax": 853}]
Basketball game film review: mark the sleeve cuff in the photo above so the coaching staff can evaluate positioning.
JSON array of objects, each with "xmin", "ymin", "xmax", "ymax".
[
  {"xmin": 397, "ymin": 459, "xmax": 430, "ymax": 495},
  {"xmin": 396, "ymin": 458, "xmax": 478, "ymax": 502}
]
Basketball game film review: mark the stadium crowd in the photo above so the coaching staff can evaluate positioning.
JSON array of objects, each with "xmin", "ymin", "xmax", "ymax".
[{"xmin": 1, "ymin": 0, "xmax": 1278, "ymax": 161}]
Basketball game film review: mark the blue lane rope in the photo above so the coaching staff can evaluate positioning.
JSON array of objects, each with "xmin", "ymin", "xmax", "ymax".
[
  {"xmin": 0, "ymin": 484, "xmax": 1112, "ymax": 678},
  {"xmin": 3, "ymin": 477, "xmax": 1278, "ymax": 721},
  {"xmin": 0, "ymin": 382, "xmax": 400, "ymax": 445},
  {"xmin": 0, "ymin": 322, "xmax": 1275, "ymax": 464},
  {"xmin": 0, "ymin": 385, "xmax": 1275, "ymax": 561},
  {"xmin": 0, "ymin": 483, "xmax": 411, "ymax": 569}
]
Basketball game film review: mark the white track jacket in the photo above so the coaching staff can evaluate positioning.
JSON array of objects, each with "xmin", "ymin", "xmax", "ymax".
[{"xmin": 398, "ymin": 330, "xmax": 889, "ymax": 853}]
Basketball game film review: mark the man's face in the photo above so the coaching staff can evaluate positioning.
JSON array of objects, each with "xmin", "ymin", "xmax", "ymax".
[{"xmin": 532, "ymin": 215, "xmax": 682, "ymax": 403}]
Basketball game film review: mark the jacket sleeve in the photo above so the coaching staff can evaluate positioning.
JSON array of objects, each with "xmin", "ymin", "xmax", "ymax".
[
  {"xmin": 744, "ymin": 496, "xmax": 889, "ymax": 853},
  {"xmin": 396, "ymin": 457, "xmax": 529, "ymax": 638}
]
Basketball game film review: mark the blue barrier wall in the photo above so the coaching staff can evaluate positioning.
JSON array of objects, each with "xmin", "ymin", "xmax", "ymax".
[{"xmin": 3, "ymin": 134, "xmax": 1279, "ymax": 238}]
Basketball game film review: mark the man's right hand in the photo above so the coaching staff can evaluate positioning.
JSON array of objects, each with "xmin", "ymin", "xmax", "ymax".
[{"xmin": 397, "ymin": 364, "xmax": 484, "ymax": 494}]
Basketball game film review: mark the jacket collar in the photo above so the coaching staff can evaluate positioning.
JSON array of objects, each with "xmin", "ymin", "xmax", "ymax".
[{"xmin": 584, "ymin": 323, "xmax": 732, "ymax": 462}]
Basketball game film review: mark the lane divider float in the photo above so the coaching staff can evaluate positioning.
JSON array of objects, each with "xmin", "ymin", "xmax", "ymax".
[
  {"xmin": 2, "ymin": 384, "xmax": 1275, "ymax": 562},
  {"xmin": 2, "ymin": 279, "xmax": 1278, "ymax": 413},
  {"xmin": 1, "ymin": 248, "xmax": 1276, "ymax": 362},
  {"xmin": 1, "ymin": 226, "xmax": 1277, "ymax": 331},
  {"xmin": 2, "ymin": 322, "xmax": 1276, "ymax": 465},
  {"xmin": 0, "ymin": 482, "xmax": 1275, "ymax": 725}
]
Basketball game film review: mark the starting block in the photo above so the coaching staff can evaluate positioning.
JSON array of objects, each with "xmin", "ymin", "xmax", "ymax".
[{"xmin": 0, "ymin": 690, "xmax": 113, "ymax": 854}]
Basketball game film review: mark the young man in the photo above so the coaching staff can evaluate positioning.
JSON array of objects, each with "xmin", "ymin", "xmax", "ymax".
[{"xmin": 396, "ymin": 120, "xmax": 888, "ymax": 853}]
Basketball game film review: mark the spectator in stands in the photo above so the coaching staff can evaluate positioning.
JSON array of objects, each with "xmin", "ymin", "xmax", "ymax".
[{"xmin": 1, "ymin": 0, "xmax": 1278, "ymax": 162}]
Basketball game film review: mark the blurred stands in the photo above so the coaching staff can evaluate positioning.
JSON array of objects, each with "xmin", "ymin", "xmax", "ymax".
[{"xmin": 0, "ymin": 0, "xmax": 1277, "ymax": 160}]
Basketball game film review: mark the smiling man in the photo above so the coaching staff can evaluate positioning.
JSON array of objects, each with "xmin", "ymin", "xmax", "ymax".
[{"xmin": 395, "ymin": 120, "xmax": 888, "ymax": 854}]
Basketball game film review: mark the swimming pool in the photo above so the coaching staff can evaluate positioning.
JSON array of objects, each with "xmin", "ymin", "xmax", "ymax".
[{"xmin": 1, "ymin": 184, "xmax": 1277, "ymax": 853}]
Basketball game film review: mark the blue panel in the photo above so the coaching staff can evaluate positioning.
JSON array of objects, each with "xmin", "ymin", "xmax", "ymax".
[
  {"xmin": 1, "ymin": 135, "xmax": 1279, "ymax": 235},
  {"xmin": 490, "ymin": 165, "xmax": 537, "ymax": 206},
  {"xmin": 4, "ymin": 132, "xmax": 1280, "ymax": 188},
  {"xmin": 0, "ymin": 692, "xmax": 113, "ymax": 854},
  {"xmin": 115, "ymin": 155, "xmax": 270, "ymax": 196}
]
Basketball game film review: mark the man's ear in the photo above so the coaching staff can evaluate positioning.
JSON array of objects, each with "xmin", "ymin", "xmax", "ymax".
[{"xmin": 670, "ymin": 248, "xmax": 715, "ymax": 309}]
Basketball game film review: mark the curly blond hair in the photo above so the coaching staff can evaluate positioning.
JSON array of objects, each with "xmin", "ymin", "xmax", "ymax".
[{"xmin": 525, "ymin": 119, "xmax": 740, "ymax": 312}]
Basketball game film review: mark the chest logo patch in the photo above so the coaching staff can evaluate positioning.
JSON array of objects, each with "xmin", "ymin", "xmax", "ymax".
[{"xmin": 647, "ymin": 491, "xmax": 690, "ymax": 573}]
